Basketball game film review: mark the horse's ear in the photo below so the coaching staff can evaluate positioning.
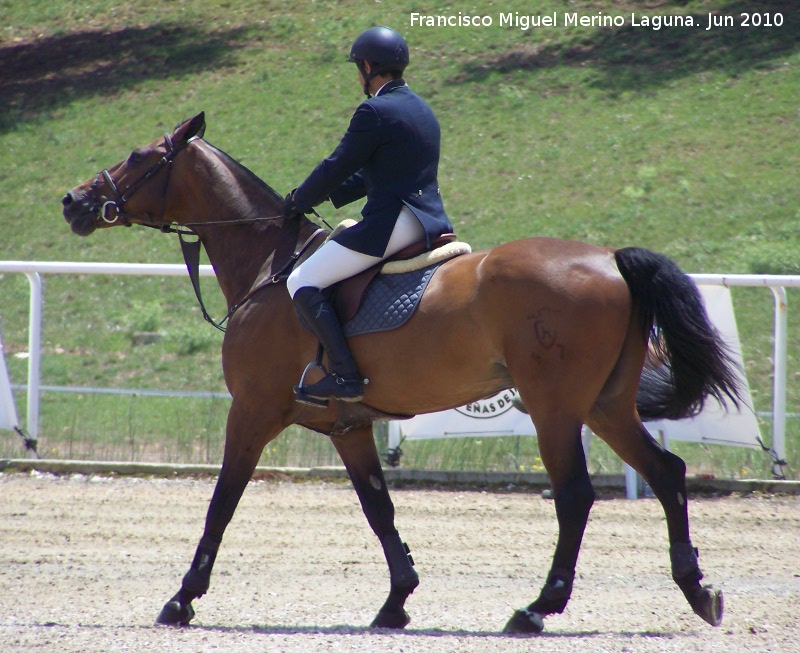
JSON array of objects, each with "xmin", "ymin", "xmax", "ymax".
[{"xmin": 177, "ymin": 112, "xmax": 206, "ymax": 142}]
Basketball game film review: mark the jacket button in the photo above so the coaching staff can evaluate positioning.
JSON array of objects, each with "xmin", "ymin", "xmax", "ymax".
[{"xmin": 418, "ymin": 190, "xmax": 423, "ymax": 195}]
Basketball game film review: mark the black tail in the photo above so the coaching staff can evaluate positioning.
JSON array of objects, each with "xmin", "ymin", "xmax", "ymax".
[{"xmin": 614, "ymin": 247, "xmax": 744, "ymax": 421}]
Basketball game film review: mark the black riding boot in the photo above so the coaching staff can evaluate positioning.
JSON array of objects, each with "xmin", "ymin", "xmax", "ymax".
[{"xmin": 292, "ymin": 286, "xmax": 366, "ymax": 403}]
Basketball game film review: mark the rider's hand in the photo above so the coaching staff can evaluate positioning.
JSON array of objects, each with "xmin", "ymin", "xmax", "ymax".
[{"xmin": 282, "ymin": 191, "xmax": 301, "ymax": 220}]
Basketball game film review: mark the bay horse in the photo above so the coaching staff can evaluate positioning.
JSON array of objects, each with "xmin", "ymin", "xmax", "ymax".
[{"xmin": 62, "ymin": 112, "xmax": 742, "ymax": 634}]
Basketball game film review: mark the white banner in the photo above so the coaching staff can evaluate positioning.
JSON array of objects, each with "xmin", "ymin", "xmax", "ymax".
[
  {"xmin": 0, "ymin": 329, "xmax": 19, "ymax": 432},
  {"xmin": 390, "ymin": 285, "xmax": 760, "ymax": 450},
  {"xmin": 392, "ymin": 388, "xmax": 535, "ymax": 440}
]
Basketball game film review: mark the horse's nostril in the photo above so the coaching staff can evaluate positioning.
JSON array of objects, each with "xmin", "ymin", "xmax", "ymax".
[{"xmin": 62, "ymin": 193, "xmax": 74, "ymax": 208}]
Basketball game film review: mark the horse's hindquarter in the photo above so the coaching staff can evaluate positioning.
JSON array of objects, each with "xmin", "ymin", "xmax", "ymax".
[
  {"xmin": 355, "ymin": 238, "xmax": 634, "ymax": 418},
  {"xmin": 479, "ymin": 240, "xmax": 634, "ymax": 420}
]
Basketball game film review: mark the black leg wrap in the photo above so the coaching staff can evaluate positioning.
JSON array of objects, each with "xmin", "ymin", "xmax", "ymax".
[
  {"xmin": 528, "ymin": 567, "xmax": 575, "ymax": 616},
  {"xmin": 381, "ymin": 533, "xmax": 419, "ymax": 591},
  {"xmin": 670, "ymin": 542, "xmax": 703, "ymax": 587},
  {"xmin": 181, "ymin": 534, "xmax": 222, "ymax": 599},
  {"xmin": 669, "ymin": 542, "xmax": 723, "ymax": 627},
  {"xmin": 157, "ymin": 534, "xmax": 221, "ymax": 626},
  {"xmin": 370, "ymin": 534, "xmax": 419, "ymax": 629}
]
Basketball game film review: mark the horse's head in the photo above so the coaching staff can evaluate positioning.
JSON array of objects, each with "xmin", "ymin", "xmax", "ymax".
[{"xmin": 62, "ymin": 112, "xmax": 207, "ymax": 236}]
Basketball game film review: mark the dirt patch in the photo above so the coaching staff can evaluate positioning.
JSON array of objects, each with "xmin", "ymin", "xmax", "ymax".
[{"xmin": 1, "ymin": 472, "xmax": 798, "ymax": 652}]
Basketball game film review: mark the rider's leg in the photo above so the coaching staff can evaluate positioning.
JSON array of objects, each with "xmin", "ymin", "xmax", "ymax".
[
  {"xmin": 287, "ymin": 207, "xmax": 426, "ymax": 292},
  {"xmin": 289, "ymin": 243, "xmax": 376, "ymax": 401},
  {"xmin": 292, "ymin": 284, "xmax": 367, "ymax": 402},
  {"xmin": 286, "ymin": 209, "xmax": 425, "ymax": 402},
  {"xmin": 384, "ymin": 206, "xmax": 427, "ymax": 257},
  {"xmin": 287, "ymin": 241, "xmax": 382, "ymax": 299}
]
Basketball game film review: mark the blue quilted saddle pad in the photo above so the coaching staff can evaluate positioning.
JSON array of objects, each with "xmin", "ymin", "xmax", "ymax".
[{"xmin": 343, "ymin": 263, "xmax": 441, "ymax": 337}]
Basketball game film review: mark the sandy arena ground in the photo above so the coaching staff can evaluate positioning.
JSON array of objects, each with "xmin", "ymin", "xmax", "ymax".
[{"xmin": 0, "ymin": 471, "xmax": 798, "ymax": 653}]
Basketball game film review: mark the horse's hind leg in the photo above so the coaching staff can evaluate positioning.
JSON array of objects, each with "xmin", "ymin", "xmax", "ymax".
[
  {"xmin": 589, "ymin": 410, "xmax": 723, "ymax": 627},
  {"xmin": 330, "ymin": 426, "xmax": 419, "ymax": 629},
  {"xmin": 504, "ymin": 415, "xmax": 594, "ymax": 634}
]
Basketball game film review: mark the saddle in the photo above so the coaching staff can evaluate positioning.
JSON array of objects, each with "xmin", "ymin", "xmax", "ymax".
[
  {"xmin": 332, "ymin": 231, "xmax": 465, "ymax": 322},
  {"xmin": 243, "ymin": 218, "xmax": 470, "ymax": 325}
]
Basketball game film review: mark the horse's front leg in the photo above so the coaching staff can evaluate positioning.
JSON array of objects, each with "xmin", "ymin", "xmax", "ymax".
[
  {"xmin": 156, "ymin": 402, "xmax": 279, "ymax": 626},
  {"xmin": 330, "ymin": 426, "xmax": 419, "ymax": 629}
]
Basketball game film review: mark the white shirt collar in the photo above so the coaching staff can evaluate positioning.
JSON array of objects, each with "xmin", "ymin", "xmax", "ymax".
[{"xmin": 375, "ymin": 80, "xmax": 407, "ymax": 96}]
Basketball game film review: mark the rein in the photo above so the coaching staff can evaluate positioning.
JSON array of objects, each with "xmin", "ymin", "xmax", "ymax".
[
  {"xmin": 177, "ymin": 225, "xmax": 326, "ymax": 332},
  {"xmin": 93, "ymin": 134, "xmax": 328, "ymax": 331}
]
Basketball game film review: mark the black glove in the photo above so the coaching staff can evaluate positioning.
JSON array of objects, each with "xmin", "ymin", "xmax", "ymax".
[{"xmin": 282, "ymin": 190, "xmax": 301, "ymax": 220}]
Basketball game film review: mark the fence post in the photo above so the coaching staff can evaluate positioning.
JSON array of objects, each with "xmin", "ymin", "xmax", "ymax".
[
  {"xmin": 770, "ymin": 286, "xmax": 788, "ymax": 462},
  {"xmin": 24, "ymin": 272, "xmax": 42, "ymax": 439}
]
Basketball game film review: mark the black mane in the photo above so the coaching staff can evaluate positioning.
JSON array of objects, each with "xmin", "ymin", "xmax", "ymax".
[{"xmin": 202, "ymin": 140, "xmax": 284, "ymax": 205}]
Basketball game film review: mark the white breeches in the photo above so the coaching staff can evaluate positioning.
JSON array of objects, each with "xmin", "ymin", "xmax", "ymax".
[{"xmin": 287, "ymin": 206, "xmax": 425, "ymax": 298}]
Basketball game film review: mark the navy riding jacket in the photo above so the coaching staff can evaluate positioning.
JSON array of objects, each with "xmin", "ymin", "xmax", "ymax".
[{"xmin": 293, "ymin": 79, "xmax": 454, "ymax": 257}]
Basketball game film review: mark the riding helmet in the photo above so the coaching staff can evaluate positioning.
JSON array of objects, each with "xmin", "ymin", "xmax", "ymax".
[{"xmin": 347, "ymin": 26, "xmax": 409, "ymax": 70}]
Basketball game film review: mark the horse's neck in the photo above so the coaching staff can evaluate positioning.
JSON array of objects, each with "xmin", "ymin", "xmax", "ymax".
[
  {"xmin": 173, "ymin": 146, "xmax": 309, "ymax": 308},
  {"xmin": 201, "ymin": 226, "xmax": 269, "ymax": 306},
  {"xmin": 200, "ymin": 217, "xmax": 321, "ymax": 309}
]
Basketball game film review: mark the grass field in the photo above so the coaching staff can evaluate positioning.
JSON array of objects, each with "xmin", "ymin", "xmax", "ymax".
[{"xmin": 1, "ymin": 1, "xmax": 798, "ymax": 476}]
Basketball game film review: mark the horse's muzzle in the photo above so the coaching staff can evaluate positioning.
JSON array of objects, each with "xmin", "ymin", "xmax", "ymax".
[{"xmin": 62, "ymin": 190, "xmax": 98, "ymax": 236}]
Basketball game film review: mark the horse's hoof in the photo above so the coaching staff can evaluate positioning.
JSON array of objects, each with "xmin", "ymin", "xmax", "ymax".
[
  {"xmin": 370, "ymin": 607, "xmax": 411, "ymax": 629},
  {"xmin": 692, "ymin": 585, "xmax": 723, "ymax": 627},
  {"xmin": 503, "ymin": 608, "xmax": 544, "ymax": 635},
  {"xmin": 156, "ymin": 599, "xmax": 195, "ymax": 626}
]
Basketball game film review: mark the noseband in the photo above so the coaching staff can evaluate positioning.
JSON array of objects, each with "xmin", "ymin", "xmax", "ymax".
[{"xmin": 94, "ymin": 133, "xmax": 198, "ymax": 229}]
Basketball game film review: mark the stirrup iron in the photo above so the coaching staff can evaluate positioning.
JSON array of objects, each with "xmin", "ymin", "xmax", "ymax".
[
  {"xmin": 295, "ymin": 369, "xmax": 369, "ymax": 405},
  {"xmin": 294, "ymin": 359, "xmax": 331, "ymax": 408}
]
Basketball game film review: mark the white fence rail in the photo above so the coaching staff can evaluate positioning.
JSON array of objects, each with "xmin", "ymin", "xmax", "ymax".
[{"xmin": 0, "ymin": 261, "xmax": 798, "ymax": 461}]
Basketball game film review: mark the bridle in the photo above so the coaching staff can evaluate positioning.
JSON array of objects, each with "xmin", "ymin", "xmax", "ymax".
[
  {"xmin": 90, "ymin": 132, "xmax": 326, "ymax": 332},
  {"xmin": 93, "ymin": 132, "xmax": 197, "ymax": 230},
  {"xmin": 93, "ymin": 133, "xmax": 292, "ymax": 233}
]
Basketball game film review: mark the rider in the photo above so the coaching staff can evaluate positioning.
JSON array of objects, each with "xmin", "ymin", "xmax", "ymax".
[{"xmin": 283, "ymin": 26, "xmax": 454, "ymax": 404}]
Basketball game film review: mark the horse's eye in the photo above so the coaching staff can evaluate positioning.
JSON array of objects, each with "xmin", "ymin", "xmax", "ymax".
[{"xmin": 127, "ymin": 150, "xmax": 144, "ymax": 165}]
